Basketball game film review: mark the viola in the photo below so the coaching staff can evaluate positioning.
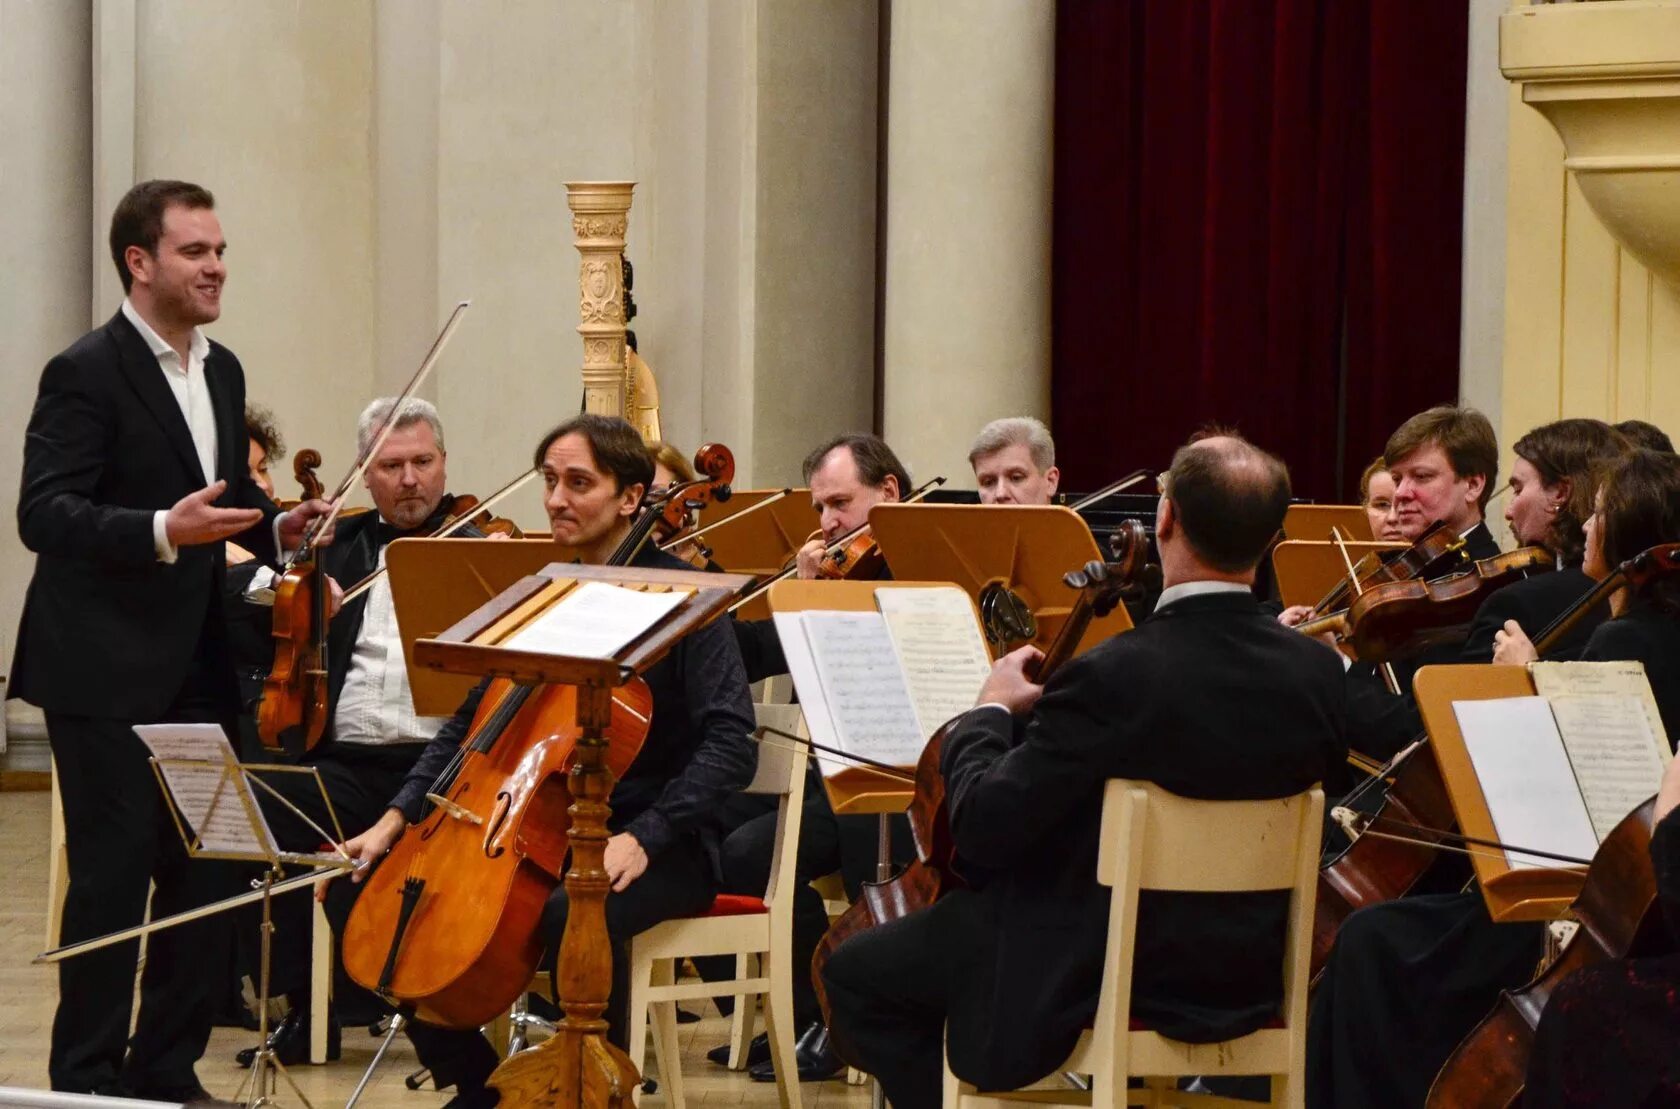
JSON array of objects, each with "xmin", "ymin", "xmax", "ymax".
[
  {"xmin": 1335, "ymin": 546, "xmax": 1555, "ymax": 662},
  {"xmin": 293, "ymin": 449, "xmax": 326, "ymax": 502},
  {"xmin": 812, "ymin": 520, "xmax": 1151, "ymax": 1066},
  {"xmin": 340, "ymin": 484, "xmax": 680, "ymax": 1026},
  {"xmin": 256, "ymin": 302, "xmax": 470, "ymax": 756},
  {"xmin": 446, "ymin": 492, "xmax": 524, "ymax": 538},
  {"xmin": 1425, "ymin": 801, "xmax": 1663, "ymax": 1108}
]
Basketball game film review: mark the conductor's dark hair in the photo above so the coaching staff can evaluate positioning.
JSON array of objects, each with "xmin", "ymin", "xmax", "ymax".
[{"xmin": 109, "ymin": 179, "xmax": 215, "ymax": 293}]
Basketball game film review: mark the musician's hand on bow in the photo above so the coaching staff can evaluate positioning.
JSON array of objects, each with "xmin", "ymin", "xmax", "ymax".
[
  {"xmin": 326, "ymin": 575, "xmax": 345, "ymax": 617},
  {"xmin": 278, "ymin": 497, "xmax": 337, "ymax": 551},
  {"xmin": 794, "ymin": 537, "xmax": 827, "ymax": 580},
  {"xmin": 1278, "ymin": 605, "xmax": 1314, "ymax": 628},
  {"xmin": 1492, "ymin": 619, "xmax": 1538, "ymax": 666},
  {"xmin": 343, "ymin": 810, "xmax": 406, "ymax": 882},
  {"xmin": 978, "ymin": 645, "xmax": 1046, "ymax": 715},
  {"xmin": 604, "ymin": 832, "xmax": 649, "ymax": 892},
  {"xmin": 165, "ymin": 480, "xmax": 265, "ymax": 547}
]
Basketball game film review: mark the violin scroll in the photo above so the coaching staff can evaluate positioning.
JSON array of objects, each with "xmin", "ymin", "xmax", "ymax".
[{"xmin": 293, "ymin": 449, "xmax": 325, "ymax": 502}]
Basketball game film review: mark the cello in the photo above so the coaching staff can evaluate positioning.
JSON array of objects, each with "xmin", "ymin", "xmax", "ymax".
[
  {"xmin": 812, "ymin": 520, "xmax": 1151, "ymax": 1065},
  {"xmin": 340, "ymin": 450, "xmax": 735, "ymax": 1027}
]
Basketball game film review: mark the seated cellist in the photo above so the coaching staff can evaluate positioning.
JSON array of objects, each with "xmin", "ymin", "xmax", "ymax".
[
  {"xmin": 337, "ymin": 414, "xmax": 756, "ymax": 1108},
  {"xmin": 820, "ymin": 433, "xmax": 1347, "ymax": 1109}
]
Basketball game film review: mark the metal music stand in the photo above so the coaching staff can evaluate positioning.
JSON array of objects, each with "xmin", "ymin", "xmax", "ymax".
[{"xmin": 36, "ymin": 724, "xmax": 357, "ymax": 1109}]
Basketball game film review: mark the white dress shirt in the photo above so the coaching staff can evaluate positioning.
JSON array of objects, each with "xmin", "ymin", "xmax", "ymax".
[
  {"xmin": 332, "ymin": 546, "xmax": 448, "ymax": 747},
  {"xmin": 124, "ymin": 299, "xmax": 218, "ymax": 564}
]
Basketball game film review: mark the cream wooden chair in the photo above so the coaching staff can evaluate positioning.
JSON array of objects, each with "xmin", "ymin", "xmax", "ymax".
[
  {"xmin": 623, "ymin": 702, "xmax": 808, "ymax": 1109},
  {"xmin": 943, "ymin": 779, "xmax": 1323, "ymax": 1109}
]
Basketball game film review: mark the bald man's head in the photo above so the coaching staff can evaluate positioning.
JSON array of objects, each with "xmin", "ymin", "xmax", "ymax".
[{"xmin": 1160, "ymin": 434, "xmax": 1291, "ymax": 573}]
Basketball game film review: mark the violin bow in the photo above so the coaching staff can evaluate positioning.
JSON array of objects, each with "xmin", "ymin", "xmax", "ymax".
[
  {"xmin": 658, "ymin": 488, "xmax": 793, "ymax": 553},
  {"xmin": 1332, "ymin": 805, "xmax": 1593, "ymax": 869},
  {"xmin": 338, "ymin": 467, "xmax": 540, "ymax": 606},
  {"xmin": 1068, "ymin": 468, "xmax": 1151, "ymax": 512},
  {"xmin": 754, "ymin": 723, "xmax": 917, "ymax": 783},
  {"xmin": 727, "ymin": 476, "xmax": 947, "ymax": 614},
  {"xmin": 1329, "ymin": 526, "xmax": 1404, "ymax": 696},
  {"xmin": 286, "ymin": 300, "xmax": 472, "ymax": 567}
]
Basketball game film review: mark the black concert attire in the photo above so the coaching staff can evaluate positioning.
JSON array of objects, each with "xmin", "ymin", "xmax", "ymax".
[
  {"xmin": 245, "ymin": 501, "xmax": 484, "ymax": 1021},
  {"xmin": 1522, "ymin": 603, "xmax": 1680, "ymax": 1106},
  {"xmin": 329, "ymin": 544, "xmax": 756, "ymax": 1098},
  {"xmin": 1304, "ymin": 564, "xmax": 1630, "ymax": 1109},
  {"xmin": 11, "ymin": 306, "xmax": 280, "ymax": 1097},
  {"xmin": 821, "ymin": 585, "xmax": 1348, "ymax": 1109}
]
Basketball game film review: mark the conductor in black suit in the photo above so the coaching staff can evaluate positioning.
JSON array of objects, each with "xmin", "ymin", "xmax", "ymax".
[
  {"xmin": 11, "ymin": 180, "xmax": 331, "ymax": 1100},
  {"xmin": 820, "ymin": 433, "xmax": 1348, "ymax": 1109}
]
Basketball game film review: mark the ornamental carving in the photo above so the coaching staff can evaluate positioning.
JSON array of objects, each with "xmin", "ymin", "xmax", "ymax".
[{"xmin": 571, "ymin": 215, "xmax": 628, "ymax": 240}]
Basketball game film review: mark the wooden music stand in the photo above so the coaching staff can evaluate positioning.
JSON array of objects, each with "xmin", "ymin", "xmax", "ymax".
[
  {"xmin": 401, "ymin": 561, "xmax": 751, "ymax": 1109},
  {"xmin": 867, "ymin": 503, "xmax": 1133, "ymax": 658},
  {"xmin": 386, "ymin": 538, "xmax": 593, "ymax": 715},
  {"xmin": 1412, "ymin": 664, "xmax": 1589, "ymax": 923},
  {"xmin": 694, "ymin": 489, "xmax": 819, "ymax": 612},
  {"xmin": 1284, "ymin": 503, "xmax": 1374, "ymax": 542},
  {"xmin": 1271, "ymin": 539, "xmax": 1406, "ymax": 609}
]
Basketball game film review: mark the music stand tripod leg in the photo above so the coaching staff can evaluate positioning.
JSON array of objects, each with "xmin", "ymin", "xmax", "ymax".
[
  {"xmin": 345, "ymin": 1009, "xmax": 410, "ymax": 1109},
  {"xmin": 233, "ymin": 865, "xmax": 316, "ymax": 1109}
]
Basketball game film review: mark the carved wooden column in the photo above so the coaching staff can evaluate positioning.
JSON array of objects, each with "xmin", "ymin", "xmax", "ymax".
[{"xmin": 567, "ymin": 182, "xmax": 636, "ymax": 417}]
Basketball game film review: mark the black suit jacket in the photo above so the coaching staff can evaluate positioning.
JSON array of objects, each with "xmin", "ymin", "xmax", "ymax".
[
  {"xmin": 936, "ymin": 590, "xmax": 1347, "ymax": 1089},
  {"xmin": 12, "ymin": 310, "xmax": 279, "ymax": 719},
  {"xmin": 1458, "ymin": 565, "xmax": 1605, "ymax": 664}
]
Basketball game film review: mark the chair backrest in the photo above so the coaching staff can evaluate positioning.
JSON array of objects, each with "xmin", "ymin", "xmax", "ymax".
[
  {"xmin": 1091, "ymin": 779, "xmax": 1323, "ymax": 1071},
  {"xmin": 749, "ymin": 703, "xmax": 810, "ymax": 916}
]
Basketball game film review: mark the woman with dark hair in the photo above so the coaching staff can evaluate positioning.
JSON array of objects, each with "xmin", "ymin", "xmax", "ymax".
[
  {"xmin": 1459, "ymin": 418, "xmax": 1627, "ymax": 662},
  {"xmin": 1508, "ymin": 449, "xmax": 1680, "ymax": 1105}
]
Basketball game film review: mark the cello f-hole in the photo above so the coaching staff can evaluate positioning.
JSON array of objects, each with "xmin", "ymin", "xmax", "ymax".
[{"xmin": 484, "ymin": 793, "xmax": 512, "ymax": 858}]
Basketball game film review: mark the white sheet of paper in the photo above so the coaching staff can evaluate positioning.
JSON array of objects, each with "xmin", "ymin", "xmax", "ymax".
[
  {"xmin": 1452, "ymin": 697, "xmax": 1599, "ymax": 869},
  {"xmin": 1550, "ymin": 694, "xmax": 1668, "ymax": 840},
  {"xmin": 773, "ymin": 613, "xmax": 849, "ymax": 779},
  {"xmin": 1532, "ymin": 661, "xmax": 1674, "ymax": 760},
  {"xmin": 502, "ymin": 581, "xmax": 687, "ymax": 659},
  {"xmin": 133, "ymin": 724, "xmax": 275, "ymax": 857},
  {"xmin": 800, "ymin": 611, "xmax": 927, "ymax": 768},
  {"xmin": 874, "ymin": 586, "xmax": 991, "ymax": 737}
]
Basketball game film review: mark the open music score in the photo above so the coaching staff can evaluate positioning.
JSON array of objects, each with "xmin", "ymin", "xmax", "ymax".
[
  {"xmin": 769, "ymin": 580, "xmax": 990, "ymax": 814},
  {"xmin": 1414, "ymin": 662, "xmax": 1673, "ymax": 921}
]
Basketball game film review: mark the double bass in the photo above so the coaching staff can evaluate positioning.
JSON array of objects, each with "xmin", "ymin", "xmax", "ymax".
[
  {"xmin": 341, "ymin": 450, "xmax": 735, "ymax": 1027},
  {"xmin": 812, "ymin": 520, "xmax": 1151, "ymax": 1065}
]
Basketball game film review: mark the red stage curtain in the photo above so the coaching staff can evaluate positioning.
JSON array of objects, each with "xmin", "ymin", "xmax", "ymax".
[{"xmin": 1051, "ymin": 0, "xmax": 1468, "ymax": 501}]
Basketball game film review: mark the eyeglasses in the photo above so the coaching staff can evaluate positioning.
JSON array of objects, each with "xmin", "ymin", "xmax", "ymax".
[{"xmin": 1156, "ymin": 470, "xmax": 1171, "ymax": 497}]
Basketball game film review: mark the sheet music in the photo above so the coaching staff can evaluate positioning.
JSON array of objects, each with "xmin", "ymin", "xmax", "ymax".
[
  {"xmin": 800, "ymin": 611, "xmax": 927, "ymax": 767},
  {"xmin": 1531, "ymin": 661, "xmax": 1674, "ymax": 757},
  {"xmin": 1550, "ymin": 694, "xmax": 1668, "ymax": 840},
  {"xmin": 875, "ymin": 586, "xmax": 991, "ymax": 737},
  {"xmin": 502, "ymin": 581, "xmax": 687, "ymax": 659},
  {"xmin": 1452, "ymin": 697, "xmax": 1599, "ymax": 869},
  {"xmin": 133, "ymin": 724, "xmax": 276, "ymax": 857}
]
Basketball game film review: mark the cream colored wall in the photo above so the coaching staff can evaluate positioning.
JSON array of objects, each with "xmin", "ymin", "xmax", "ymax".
[
  {"xmin": 0, "ymin": 0, "xmax": 93, "ymax": 728},
  {"xmin": 1501, "ymin": 89, "xmax": 1680, "ymax": 461}
]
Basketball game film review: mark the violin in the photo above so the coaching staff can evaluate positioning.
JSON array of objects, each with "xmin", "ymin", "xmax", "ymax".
[
  {"xmin": 1298, "ymin": 520, "xmax": 1471, "ymax": 637},
  {"xmin": 1332, "ymin": 547, "xmax": 1555, "ymax": 662},
  {"xmin": 256, "ymin": 302, "xmax": 471, "ymax": 756},
  {"xmin": 650, "ymin": 444, "xmax": 736, "ymax": 568},
  {"xmin": 341, "ymin": 483, "xmax": 677, "ymax": 1026},
  {"xmin": 293, "ymin": 449, "xmax": 326, "ymax": 502},
  {"xmin": 445, "ymin": 492, "xmax": 523, "ymax": 538},
  {"xmin": 812, "ymin": 520, "xmax": 1151, "ymax": 1066}
]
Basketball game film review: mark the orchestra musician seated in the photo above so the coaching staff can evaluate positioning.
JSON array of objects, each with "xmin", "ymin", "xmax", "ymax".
[
  {"xmin": 234, "ymin": 397, "xmax": 480, "ymax": 1066},
  {"xmin": 1358, "ymin": 454, "xmax": 1403, "ymax": 543},
  {"xmin": 1516, "ymin": 448, "xmax": 1680, "ymax": 1104},
  {"xmin": 969, "ymin": 416, "xmax": 1060, "ymax": 506},
  {"xmin": 336, "ymin": 414, "xmax": 756, "ymax": 1108},
  {"xmin": 818, "ymin": 432, "xmax": 1347, "ymax": 1109},
  {"xmin": 1304, "ymin": 422, "xmax": 1637, "ymax": 1109}
]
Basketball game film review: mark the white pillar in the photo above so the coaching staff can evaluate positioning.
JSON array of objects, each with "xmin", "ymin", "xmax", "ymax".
[{"xmin": 880, "ymin": 0, "xmax": 1056, "ymax": 489}]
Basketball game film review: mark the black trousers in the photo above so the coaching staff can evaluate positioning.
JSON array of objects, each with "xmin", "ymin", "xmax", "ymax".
[
  {"xmin": 819, "ymin": 892, "xmax": 981, "ymax": 1109},
  {"xmin": 333, "ymin": 833, "xmax": 718, "ymax": 1094},
  {"xmin": 46, "ymin": 644, "xmax": 237, "ymax": 1095},
  {"xmin": 695, "ymin": 781, "xmax": 842, "ymax": 1028},
  {"xmin": 246, "ymin": 742, "xmax": 423, "ymax": 1001}
]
